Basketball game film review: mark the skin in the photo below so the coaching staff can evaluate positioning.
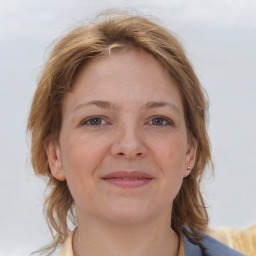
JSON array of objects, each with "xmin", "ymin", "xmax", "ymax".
[{"xmin": 46, "ymin": 49, "xmax": 197, "ymax": 256}]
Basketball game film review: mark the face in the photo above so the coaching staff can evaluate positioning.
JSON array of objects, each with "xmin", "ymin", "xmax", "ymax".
[{"xmin": 46, "ymin": 49, "xmax": 197, "ymax": 225}]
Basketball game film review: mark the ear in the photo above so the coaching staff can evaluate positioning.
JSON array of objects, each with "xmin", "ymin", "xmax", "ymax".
[
  {"xmin": 184, "ymin": 138, "xmax": 198, "ymax": 178},
  {"xmin": 44, "ymin": 139, "xmax": 66, "ymax": 181}
]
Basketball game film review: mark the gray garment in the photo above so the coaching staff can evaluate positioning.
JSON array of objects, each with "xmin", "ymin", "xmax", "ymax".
[{"xmin": 183, "ymin": 233, "xmax": 245, "ymax": 256}]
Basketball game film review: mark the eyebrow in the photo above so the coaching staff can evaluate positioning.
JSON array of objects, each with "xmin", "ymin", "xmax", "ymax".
[
  {"xmin": 145, "ymin": 101, "xmax": 180, "ymax": 114},
  {"xmin": 74, "ymin": 100, "xmax": 180, "ymax": 115},
  {"xmin": 74, "ymin": 100, "xmax": 118, "ymax": 111}
]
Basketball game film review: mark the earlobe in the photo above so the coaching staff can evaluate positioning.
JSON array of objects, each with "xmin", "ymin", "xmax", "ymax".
[
  {"xmin": 45, "ymin": 139, "xmax": 66, "ymax": 181},
  {"xmin": 184, "ymin": 138, "xmax": 198, "ymax": 177}
]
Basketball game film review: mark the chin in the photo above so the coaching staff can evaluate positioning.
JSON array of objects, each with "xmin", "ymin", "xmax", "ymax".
[
  {"xmin": 107, "ymin": 212, "xmax": 149, "ymax": 225},
  {"xmin": 101, "ymin": 201, "xmax": 153, "ymax": 224}
]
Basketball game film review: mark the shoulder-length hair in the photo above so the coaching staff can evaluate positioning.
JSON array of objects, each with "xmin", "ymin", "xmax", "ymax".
[{"xmin": 27, "ymin": 10, "xmax": 213, "ymax": 255}]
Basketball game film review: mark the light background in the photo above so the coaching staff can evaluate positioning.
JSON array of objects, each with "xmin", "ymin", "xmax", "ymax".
[{"xmin": 0, "ymin": 0, "xmax": 255, "ymax": 255}]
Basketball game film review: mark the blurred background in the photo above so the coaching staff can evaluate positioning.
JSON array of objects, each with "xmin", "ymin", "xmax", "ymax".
[{"xmin": 0, "ymin": 0, "xmax": 255, "ymax": 255}]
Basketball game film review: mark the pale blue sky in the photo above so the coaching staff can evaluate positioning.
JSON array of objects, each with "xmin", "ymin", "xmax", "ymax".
[{"xmin": 0, "ymin": 0, "xmax": 255, "ymax": 255}]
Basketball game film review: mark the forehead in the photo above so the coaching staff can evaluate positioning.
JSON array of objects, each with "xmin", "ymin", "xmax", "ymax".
[{"xmin": 63, "ymin": 49, "xmax": 184, "ymax": 113}]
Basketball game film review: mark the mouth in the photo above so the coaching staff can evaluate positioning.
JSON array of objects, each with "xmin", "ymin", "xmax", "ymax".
[{"xmin": 102, "ymin": 171, "xmax": 154, "ymax": 188}]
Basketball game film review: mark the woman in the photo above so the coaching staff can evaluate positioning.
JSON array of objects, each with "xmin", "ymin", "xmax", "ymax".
[{"xmin": 27, "ymin": 11, "xmax": 244, "ymax": 256}]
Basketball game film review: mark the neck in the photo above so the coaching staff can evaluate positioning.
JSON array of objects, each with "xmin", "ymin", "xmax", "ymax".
[{"xmin": 73, "ymin": 210, "xmax": 179, "ymax": 256}]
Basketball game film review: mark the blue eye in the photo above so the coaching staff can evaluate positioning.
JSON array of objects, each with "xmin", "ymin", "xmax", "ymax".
[
  {"xmin": 82, "ymin": 117, "xmax": 107, "ymax": 126},
  {"xmin": 149, "ymin": 117, "xmax": 173, "ymax": 126}
]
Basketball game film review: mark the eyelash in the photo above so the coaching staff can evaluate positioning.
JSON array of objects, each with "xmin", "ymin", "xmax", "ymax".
[
  {"xmin": 148, "ymin": 117, "xmax": 174, "ymax": 126},
  {"xmin": 81, "ymin": 116, "xmax": 174, "ymax": 127},
  {"xmin": 81, "ymin": 116, "xmax": 109, "ymax": 126}
]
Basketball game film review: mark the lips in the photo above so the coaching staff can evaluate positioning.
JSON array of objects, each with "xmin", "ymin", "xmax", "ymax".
[
  {"xmin": 102, "ymin": 171, "xmax": 153, "ymax": 188},
  {"xmin": 103, "ymin": 171, "xmax": 153, "ymax": 179}
]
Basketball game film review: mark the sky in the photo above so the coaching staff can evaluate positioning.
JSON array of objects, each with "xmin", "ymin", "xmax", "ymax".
[{"xmin": 0, "ymin": 0, "xmax": 255, "ymax": 255}]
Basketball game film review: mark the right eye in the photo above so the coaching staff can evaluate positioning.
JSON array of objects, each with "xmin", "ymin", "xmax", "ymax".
[{"xmin": 82, "ymin": 117, "xmax": 107, "ymax": 126}]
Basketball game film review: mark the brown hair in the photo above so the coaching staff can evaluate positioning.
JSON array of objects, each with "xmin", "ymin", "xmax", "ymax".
[{"xmin": 27, "ymin": 10, "xmax": 213, "ymax": 255}]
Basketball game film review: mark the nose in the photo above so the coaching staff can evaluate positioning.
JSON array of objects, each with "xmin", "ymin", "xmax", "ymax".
[{"xmin": 110, "ymin": 124, "xmax": 147, "ymax": 160}]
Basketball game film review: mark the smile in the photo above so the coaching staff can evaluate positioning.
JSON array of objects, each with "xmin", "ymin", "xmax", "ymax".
[{"xmin": 102, "ymin": 171, "xmax": 154, "ymax": 188}]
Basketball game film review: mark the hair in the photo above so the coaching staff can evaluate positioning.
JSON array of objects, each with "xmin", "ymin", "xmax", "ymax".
[{"xmin": 27, "ymin": 10, "xmax": 213, "ymax": 255}]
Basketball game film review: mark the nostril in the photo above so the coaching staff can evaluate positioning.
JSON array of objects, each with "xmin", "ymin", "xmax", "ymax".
[
  {"xmin": 111, "ymin": 142, "xmax": 147, "ymax": 159},
  {"xmin": 116, "ymin": 152, "xmax": 144, "ymax": 158}
]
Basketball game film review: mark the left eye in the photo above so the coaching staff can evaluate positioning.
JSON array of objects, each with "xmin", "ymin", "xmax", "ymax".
[
  {"xmin": 82, "ymin": 117, "xmax": 107, "ymax": 126},
  {"xmin": 148, "ymin": 117, "xmax": 172, "ymax": 126}
]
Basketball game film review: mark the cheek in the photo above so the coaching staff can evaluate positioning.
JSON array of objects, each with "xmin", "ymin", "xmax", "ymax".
[
  {"xmin": 60, "ymin": 133, "xmax": 109, "ymax": 201},
  {"xmin": 62, "ymin": 132, "xmax": 108, "ymax": 172},
  {"xmin": 151, "ymin": 135, "xmax": 187, "ymax": 192},
  {"xmin": 153, "ymin": 134, "xmax": 187, "ymax": 170}
]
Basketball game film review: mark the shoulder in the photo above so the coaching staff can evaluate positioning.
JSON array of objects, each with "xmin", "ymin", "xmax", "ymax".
[
  {"xmin": 201, "ymin": 234, "xmax": 245, "ymax": 256},
  {"xmin": 183, "ymin": 232, "xmax": 244, "ymax": 256},
  {"xmin": 208, "ymin": 225, "xmax": 256, "ymax": 256},
  {"xmin": 59, "ymin": 229, "xmax": 75, "ymax": 256}
]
